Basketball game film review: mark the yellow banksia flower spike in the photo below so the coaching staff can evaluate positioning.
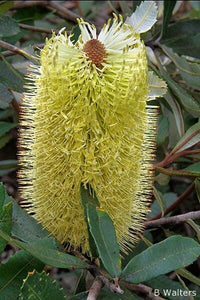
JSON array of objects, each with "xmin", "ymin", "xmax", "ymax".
[{"xmin": 19, "ymin": 14, "xmax": 159, "ymax": 253}]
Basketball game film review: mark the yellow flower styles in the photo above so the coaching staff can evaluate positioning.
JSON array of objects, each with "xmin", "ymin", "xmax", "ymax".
[{"xmin": 19, "ymin": 15, "xmax": 157, "ymax": 253}]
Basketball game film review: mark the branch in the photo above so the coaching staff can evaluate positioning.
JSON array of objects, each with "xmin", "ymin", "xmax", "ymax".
[
  {"xmin": 88, "ymin": 266, "xmax": 123, "ymax": 295},
  {"xmin": 121, "ymin": 281, "xmax": 165, "ymax": 300},
  {"xmin": 155, "ymin": 166, "xmax": 200, "ymax": 178},
  {"xmin": 149, "ymin": 182, "xmax": 195, "ymax": 220},
  {"xmin": 12, "ymin": 0, "xmax": 81, "ymax": 22},
  {"xmin": 87, "ymin": 278, "xmax": 104, "ymax": 300},
  {"xmin": 19, "ymin": 23, "xmax": 59, "ymax": 34},
  {"xmin": 48, "ymin": 1, "xmax": 80, "ymax": 22},
  {"xmin": 145, "ymin": 210, "xmax": 200, "ymax": 228},
  {"xmin": 157, "ymin": 149, "xmax": 200, "ymax": 168},
  {"xmin": 0, "ymin": 40, "xmax": 38, "ymax": 62},
  {"xmin": 11, "ymin": 1, "xmax": 47, "ymax": 9}
]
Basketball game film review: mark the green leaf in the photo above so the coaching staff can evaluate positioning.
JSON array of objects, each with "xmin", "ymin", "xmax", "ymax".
[
  {"xmin": 195, "ymin": 178, "xmax": 200, "ymax": 203},
  {"xmin": 0, "ymin": 182, "xmax": 5, "ymax": 211},
  {"xmin": 126, "ymin": 1, "xmax": 157, "ymax": 33},
  {"xmin": 157, "ymin": 115, "xmax": 169, "ymax": 146},
  {"xmin": 172, "ymin": 121, "xmax": 200, "ymax": 153},
  {"xmin": 16, "ymin": 238, "xmax": 88, "ymax": 270},
  {"xmin": 71, "ymin": 25, "xmax": 81, "ymax": 44},
  {"xmin": 80, "ymin": 184, "xmax": 98, "ymax": 257},
  {"xmin": 176, "ymin": 268, "xmax": 200, "ymax": 287},
  {"xmin": 163, "ymin": 92, "xmax": 184, "ymax": 137},
  {"xmin": 184, "ymin": 162, "xmax": 200, "ymax": 173},
  {"xmin": 122, "ymin": 231, "xmax": 153, "ymax": 268},
  {"xmin": 88, "ymin": 206, "xmax": 121, "ymax": 278},
  {"xmin": 0, "ymin": 250, "xmax": 44, "ymax": 300},
  {"xmin": 161, "ymin": 20, "xmax": 200, "ymax": 58},
  {"xmin": 0, "ymin": 14, "xmax": 20, "ymax": 37},
  {"xmin": 121, "ymin": 236, "xmax": 200, "ymax": 283},
  {"xmin": 153, "ymin": 187, "xmax": 166, "ymax": 217},
  {"xmin": 186, "ymin": 219, "xmax": 200, "ymax": 242},
  {"xmin": 0, "ymin": 83, "xmax": 13, "ymax": 109},
  {"xmin": 147, "ymin": 71, "xmax": 167, "ymax": 101},
  {"xmin": 12, "ymin": 202, "xmax": 49, "ymax": 243},
  {"xmin": 158, "ymin": 63, "xmax": 200, "ymax": 117},
  {"xmin": 0, "ymin": 1, "xmax": 13, "ymax": 14},
  {"xmin": 81, "ymin": 185, "xmax": 121, "ymax": 278},
  {"xmin": 0, "ymin": 122, "xmax": 16, "ymax": 137},
  {"xmin": 161, "ymin": 0, "xmax": 176, "ymax": 38},
  {"xmin": 148, "ymin": 192, "xmax": 176, "ymax": 219},
  {"xmin": 0, "ymin": 159, "xmax": 18, "ymax": 171},
  {"xmin": 0, "ymin": 133, "xmax": 12, "ymax": 149},
  {"xmin": 19, "ymin": 271, "xmax": 65, "ymax": 300},
  {"xmin": 73, "ymin": 270, "xmax": 86, "ymax": 295},
  {"xmin": 0, "ymin": 202, "xmax": 12, "ymax": 255},
  {"xmin": 0, "ymin": 56, "xmax": 24, "ymax": 92},
  {"xmin": 162, "ymin": 46, "xmax": 200, "ymax": 90}
]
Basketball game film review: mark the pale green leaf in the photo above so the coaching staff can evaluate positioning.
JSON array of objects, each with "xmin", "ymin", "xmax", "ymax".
[
  {"xmin": 148, "ymin": 71, "xmax": 167, "ymax": 100},
  {"xmin": 172, "ymin": 121, "xmax": 200, "ymax": 153},
  {"xmin": 163, "ymin": 92, "xmax": 184, "ymax": 137},
  {"xmin": 126, "ymin": 1, "xmax": 157, "ymax": 33},
  {"xmin": 162, "ymin": 46, "xmax": 200, "ymax": 90}
]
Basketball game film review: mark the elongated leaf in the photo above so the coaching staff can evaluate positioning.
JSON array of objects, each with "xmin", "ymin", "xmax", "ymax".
[
  {"xmin": 81, "ymin": 186, "xmax": 121, "ymax": 278},
  {"xmin": 157, "ymin": 115, "xmax": 169, "ymax": 146},
  {"xmin": 176, "ymin": 268, "xmax": 200, "ymax": 287},
  {"xmin": 161, "ymin": 1, "xmax": 176, "ymax": 38},
  {"xmin": 121, "ymin": 236, "xmax": 200, "ymax": 283},
  {"xmin": 0, "ymin": 56, "xmax": 24, "ymax": 92},
  {"xmin": 73, "ymin": 270, "xmax": 86, "ymax": 295},
  {"xmin": 0, "ymin": 202, "xmax": 12, "ymax": 255},
  {"xmin": 19, "ymin": 272, "xmax": 65, "ymax": 300},
  {"xmin": 0, "ymin": 250, "xmax": 44, "ymax": 300},
  {"xmin": 186, "ymin": 219, "xmax": 200, "ymax": 242},
  {"xmin": 126, "ymin": 1, "xmax": 157, "ymax": 33},
  {"xmin": 87, "ymin": 205, "xmax": 121, "ymax": 278},
  {"xmin": 162, "ymin": 46, "xmax": 200, "ymax": 90},
  {"xmin": 0, "ymin": 159, "xmax": 18, "ymax": 170},
  {"xmin": 172, "ymin": 121, "xmax": 200, "ymax": 153},
  {"xmin": 158, "ymin": 61, "xmax": 200, "ymax": 117},
  {"xmin": 163, "ymin": 92, "xmax": 184, "ymax": 137},
  {"xmin": 0, "ymin": 83, "xmax": 13, "ymax": 109},
  {"xmin": 153, "ymin": 187, "xmax": 165, "ymax": 217},
  {"xmin": 12, "ymin": 202, "xmax": 49, "ymax": 243},
  {"xmin": 0, "ymin": 182, "xmax": 5, "ymax": 212},
  {"xmin": 183, "ymin": 162, "xmax": 200, "ymax": 173},
  {"xmin": 0, "ymin": 14, "xmax": 20, "ymax": 37},
  {"xmin": 80, "ymin": 184, "xmax": 98, "ymax": 257},
  {"xmin": 16, "ymin": 238, "xmax": 88, "ymax": 270},
  {"xmin": 161, "ymin": 20, "xmax": 200, "ymax": 58},
  {"xmin": 0, "ymin": 122, "xmax": 16, "ymax": 137},
  {"xmin": 147, "ymin": 71, "xmax": 167, "ymax": 101}
]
